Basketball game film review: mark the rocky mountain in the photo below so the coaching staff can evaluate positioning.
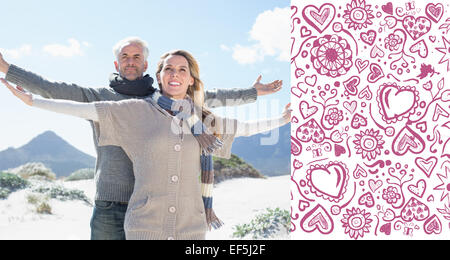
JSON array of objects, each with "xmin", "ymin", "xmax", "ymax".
[
  {"xmin": 231, "ymin": 123, "xmax": 290, "ymax": 176},
  {"xmin": 0, "ymin": 131, "xmax": 95, "ymax": 177},
  {"xmin": 0, "ymin": 131, "xmax": 270, "ymax": 180},
  {"xmin": 213, "ymin": 154, "xmax": 264, "ymax": 183}
]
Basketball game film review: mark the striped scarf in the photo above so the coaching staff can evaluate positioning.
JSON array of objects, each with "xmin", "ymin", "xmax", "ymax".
[{"xmin": 152, "ymin": 91, "xmax": 224, "ymax": 230}]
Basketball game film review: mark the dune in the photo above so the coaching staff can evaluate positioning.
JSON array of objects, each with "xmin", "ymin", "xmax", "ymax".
[{"xmin": 0, "ymin": 176, "xmax": 290, "ymax": 240}]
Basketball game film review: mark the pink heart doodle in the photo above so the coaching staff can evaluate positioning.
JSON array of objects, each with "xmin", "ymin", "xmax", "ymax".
[
  {"xmin": 415, "ymin": 156, "xmax": 437, "ymax": 178},
  {"xmin": 408, "ymin": 179, "xmax": 427, "ymax": 198},
  {"xmin": 353, "ymin": 164, "xmax": 368, "ymax": 179},
  {"xmin": 424, "ymin": 215, "xmax": 442, "ymax": 235},
  {"xmin": 300, "ymin": 204, "xmax": 334, "ymax": 234},
  {"xmin": 401, "ymin": 198, "xmax": 430, "ymax": 222},
  {"xmin": 298, "ymin": 200, "xmax": 310, "ymax": 212},
  {"xmin": 358, "ymin": 192, "xmax": 375, "ymax": 208},
  {"xmin": 377, "ymin": 83, "xmax": 419, "ymax": 124},
  {"xmin": 409, "ymin": 40, "xmax": 428, "ymax": 58},
  {"xmin": 416, "ymin": 121, "xmax": 427, "ymax": 133},
  {"xmin": 351, "ymin": 113, "xmax": 368, "ymax": 129},
  {"xmin": 296, "ymin": 119, "xmax": 326, "ymax": 144},
  {"xmin": 306, "ymin": 161, "xmax": 349, "ymax": 202},
  {"xmin": 382, "ymin": 209, "xmax": 396, "ymax": 222},
  {"xmin": 368, "ymin": 179, "xmax": 383, "ymax": 193},
  {"xmin": 433, "ymin": 104, "xmax": 450, "ymax": 121},
  {"xmin": 392, "ymin": 126, "xmax": 426, "ymax": 156},
  {"xmin": 343, "ymin": 76, "xmax": 360, "ymax": 96},
  {"xmin": 380, "ymin": 223, "xmax": 392, "ymax": 235},
  {"xmin": 355, "ymin": 58, "xmax": 369, "ymax": 73},
  {"xmin": 367, "ymin": 63, "xmax": 384, "ymax": 83},
  {"xmin": 360, "ymin": 30, "xmax": 377, "ymax": 46},
  {"xmin": 382, "ymin": 2, "xmax": 393, "ymax": 15},
  {"xmin": 305, "ymin": 75, "xmax": 317, "ymax": 86},
  {"xmin": 370, "ymin": 45, "xmax": 385, "ymax": 59},
  {"xmin": 425, "ymin": 3, "xmax": 444, "ymax": 23},
  {"xmin": 300, "ymin": 26, "xmax": 312, "ymax": 38},
  {"xmin": 402, "ymin": 16, "xmax": 432, "ymax": 40},
  {"xmin": 300, "ymin": 101, "xmax": 318, "ymax": 119},
  {"xmin": 291, "ymin": 136, "xmax": 302, "ymax": 156},
  {"xmin": 343, "ymin": 101, "xmax": 357, "ymax": 114},
  {"xmin": 302, "ymin": 4, "xmax": 336, "ymax": 33},
  {"xmin": 358, "ymin": 86, "xmax": 373, "ymax": 100},
  {"xmin": 334, "ymin": 144, "xmax": 346, "ymax": 157}
]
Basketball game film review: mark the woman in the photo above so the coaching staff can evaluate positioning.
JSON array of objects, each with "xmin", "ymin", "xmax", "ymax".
[{"xmin": 2, "ymin": 50, "xmax": 291, "ymax": 240}]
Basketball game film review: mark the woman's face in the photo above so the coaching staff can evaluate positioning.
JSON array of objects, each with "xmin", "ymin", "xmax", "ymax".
[{"xmin": 157, "ymin": 54, "xmax": 194, "ymax": 100}]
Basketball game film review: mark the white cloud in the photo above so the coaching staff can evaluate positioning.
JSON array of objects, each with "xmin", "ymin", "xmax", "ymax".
[
  {"xmin": 43, "ymin": 38, "xmax": 89, "ymax": 57},
  {"xmin": 226, "ymin": 7, "xmax": 290, "ymax": 65},
  {"xmin": 231, "ymin": 44, "xmax": 264, "ymax": 65},
  {"xmin": 0, "ymin": 45, "xmax": 32, "ymax": 59}
]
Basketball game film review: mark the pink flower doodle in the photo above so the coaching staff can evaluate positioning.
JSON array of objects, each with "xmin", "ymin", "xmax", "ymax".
[
  {"xmin": 353, "ymin": 129, "xmax": 385, "ymax": 161},
  {"xmin": 343, "ymin": 0, "xmax": 374, "ymax": 30},
  {"xmin": 310, "ymin": 34, "xmax": 353, "ymax": 78},
  {"xmin": 341, "ymin": 208, "xmax": 372, "ymax": 240},
  {"xmin": 382, "ymin": 186, "xmax": 402, "ymax": 205},
  {"xmin": 384, "ymin": 33, "xmax": 403, "ymax": 51},
  {"xmin": 324, "ymin": 107, "xmax": 344, "ymax": 126}
]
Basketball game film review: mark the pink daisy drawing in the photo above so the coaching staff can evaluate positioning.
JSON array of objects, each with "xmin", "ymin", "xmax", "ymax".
[
  {"xmin": 341, "ymin": 208, "xmax": 372, "ymax": 240},
  {"xmin": 343, "ymin": 0, "xmax": 375, "ymax": 30},
  {"xmin": 353, "ymin": 129, "xmax": 385, "ymax": 161}
]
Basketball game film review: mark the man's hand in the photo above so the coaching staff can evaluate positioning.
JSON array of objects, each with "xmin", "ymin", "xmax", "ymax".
[
  {"xmin": 1, "ymin": 78, "xmax": 33, "ymax": 106},
  {"xmin": 0, "ymin": 52, "xmax": 10, "ymax": 75},
  {"xmin": 253, "ymin": 75, "xmax": 282, "ymax": 96}
]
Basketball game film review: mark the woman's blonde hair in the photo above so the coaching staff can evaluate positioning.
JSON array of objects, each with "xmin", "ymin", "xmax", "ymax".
[
  {"xmin": 156, "ymin": 50, "xmax": 219, "ymax": 137},
  {"xmin": 156, "ymin": 50, "xmax": 205, "ymax": 108}
]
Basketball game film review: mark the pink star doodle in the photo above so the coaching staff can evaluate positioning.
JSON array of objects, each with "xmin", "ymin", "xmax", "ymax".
[{"xmin": 436, "ymin": 36, "xmax": 450, "ymax": 72}]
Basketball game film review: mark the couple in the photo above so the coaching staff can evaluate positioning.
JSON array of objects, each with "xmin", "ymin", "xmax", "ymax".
[{"xmin": 0, "ymin": 37, "xmax": 290, "ymax": 240}]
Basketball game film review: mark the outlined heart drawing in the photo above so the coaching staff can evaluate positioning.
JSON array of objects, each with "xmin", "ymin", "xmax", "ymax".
[
  {"xmin": 392, "ymin": 126, "xmax": 426, "ymax": 156},
  {"xmin": 306, "ymin": 161, "xmax": 349, "ymax": 202},
  {"xmin": 402, "ymin": 16, "xmax": 432, "ymax": 40},
  {"xmin": 425, "ymin": 3, "xmax": 444, "ymax": 23},
  {"xmin": 300, "ymin": 101, "xmax": 318, "ymax": 119},
  {"xmin": 401, "ymin": 198, "xmax": 430, "ymax": 222},
  {"xmin": 415, "ymin": 156, "xmax": 437, "ymax": 178},
  {"xmin": 367, "ymin": 63, "xmax": 384, "ymax": 83},
  {"xmin": 302, "ymin": 4, "xmax": 336, "ymax": 33},
  {"xmin": 296, "ymin": 119, "xmax": 326, "ymax": 143},
  {"xmin": 408, "ymin": 179, "xmax": 426, "ymax": 198},
  {"xmin": 360, "ymin": 30, "xmax": 377, "ymax": 45},
  {"xmin": 300, "ymin": 204, "xmax": 334, "ymax": 234},
  {"xmin": 377, "ymin": 83, "xmax": 419, "ymax": 124}
]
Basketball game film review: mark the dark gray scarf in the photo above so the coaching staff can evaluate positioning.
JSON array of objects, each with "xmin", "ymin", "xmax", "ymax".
[{"xmin": 109, "ymin": 73, "xmax": 155, "ymax": 96}]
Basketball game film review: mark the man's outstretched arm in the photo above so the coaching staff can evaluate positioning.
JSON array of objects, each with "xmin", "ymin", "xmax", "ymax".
[
  {"xmin": 0, "ymin": 52, "xmax": 99, "ymax": 102},
  {"xmin": 204, "ymin": 75, "xmax": 282, "ymax": 108}
]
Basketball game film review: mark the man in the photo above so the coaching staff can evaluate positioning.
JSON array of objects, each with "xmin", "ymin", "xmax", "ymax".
[{"xmin": 0, "ymin": 37, "xmax": 282, "ymax": 240}]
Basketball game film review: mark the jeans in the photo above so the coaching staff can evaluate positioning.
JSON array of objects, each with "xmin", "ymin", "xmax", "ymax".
[{"xmin": 90, "ymin": 200, "xmax": 128, "ymax": 240}]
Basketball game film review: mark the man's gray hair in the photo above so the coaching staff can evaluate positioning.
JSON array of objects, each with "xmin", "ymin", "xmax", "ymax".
[{"xmin": 113, "ymin": 37, "xmax": 149, "ymax": 60}]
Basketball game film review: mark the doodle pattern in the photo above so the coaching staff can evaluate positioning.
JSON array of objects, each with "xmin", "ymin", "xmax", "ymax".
[{"xmin": 291, "ymin": 0, "xmax": 450, "ymax": 239}]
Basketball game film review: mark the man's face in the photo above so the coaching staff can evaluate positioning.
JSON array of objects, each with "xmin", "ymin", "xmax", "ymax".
[{"xmin": 114, "ymin": 43, "xmax": 148, "ymax": 81}]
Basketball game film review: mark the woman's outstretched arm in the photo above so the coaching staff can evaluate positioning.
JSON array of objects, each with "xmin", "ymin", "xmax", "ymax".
[
  {"xmin": 2, "ymin": 78, "xmax": 99, "ymax": 121},
  {"xmin": 235, "ymin": 103, "xmax": 291, "ymax": 137}
]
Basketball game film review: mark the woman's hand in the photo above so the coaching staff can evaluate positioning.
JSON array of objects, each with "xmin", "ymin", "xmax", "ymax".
[
  {"xmin": 1, "ymin": 78, "xmax": 33, "ymax": 106},
  {"xmin": 282, "ymin": 103, "xmax": 292, "ymax": 123}
]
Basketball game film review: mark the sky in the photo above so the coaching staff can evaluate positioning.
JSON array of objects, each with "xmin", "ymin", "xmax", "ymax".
[{"xmin": 0, "ymin": 0, "xmax": 290, "ymax": 157}]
